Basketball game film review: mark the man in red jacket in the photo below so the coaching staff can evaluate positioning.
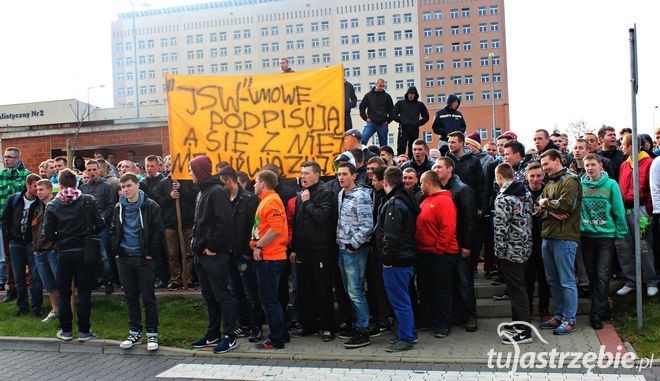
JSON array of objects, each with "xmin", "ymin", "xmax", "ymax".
[{"xmin": 415, "ymin": 170, "xmax": 458, "ymax": 338}]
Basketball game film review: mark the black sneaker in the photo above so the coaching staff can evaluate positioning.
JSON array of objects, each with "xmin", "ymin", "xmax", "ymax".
[
  {"xmin": 167, "ymin": 283, "xmax": 182, "ymax": 291},
  {"xmin": 3, "ymin": 289, "xmax": 16, "ymax": 303},
  {"xmin": 290, "ymin": 328, "xmax": 316, "ymax": 337},
  {"xmin": 337, "ymin": 327, "xmax": 355, "ymax": 339},
  {"xmin": 491, "ymin": 277, "xmax": 504, "ymax": 286},
  {"xmin": 344, "ymin": 330, "xmax": 370, "ymax": 349},
  {"xmin": 435, "ymin": 328, "xmax": 450, "ymax": 338},
  {"xmin": 153, "ymin": 280, "xmax": 166, "ymax": 289},
  {"xmin": 321, "ymin": 331, "xmax": 334, "ymax": 342},
  {"xmin": 501, "ymin": 330, "xmax": 533, "ymax": 345},
  {"xmin": 104, "ymin": 282, "xmax": 114, "ymax": 296},
  {"xmin": 191, "ymin": 334, "xmax": 219, "ymax": 348},
  {"xmin": 0, "ymin": 284, "xmax": 5, "ymax": 291},
  {"xmin": 492, "ymin": 293, "xmax": 509, "ymax": 301},
  {"xmin": 368, "ymin": 324, "xmax": 391, "ymax": 337},
  {"xmin": 233, "ymin": 326, "xmax": 250, "ymax": 338},
  {"xmin": 213, "ymin": 335, "xmax": 239, "ymax": 354},
  {"xmin": 248, "ymin": 330, "xmax": 263, "ymax": 343}
]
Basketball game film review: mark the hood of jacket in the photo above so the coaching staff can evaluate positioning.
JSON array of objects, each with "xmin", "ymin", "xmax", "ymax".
[
  {"xmin": 540, "ymin": 139, "xmax": 560, "ymax": 153},
  {"xmin": 386, "ymin": 184, "xmax": 421, "ymax": 215},
  {"xmin": 55, "ymin": 187, "xmax": 82, "ymax": 206},
  {"xmin": 119, "ymin": 189, "xmax": 146, "ymax": 209},
  {"xmin": 198, "ymin": 174, "xmax": 224, "ymax": 190},
  {"xmin": 333, "ymin": 151, "xmax": 357, "ymax": 170},
  {"xmin": 501, "ymin": 180, "xmax": 527, "ymax": 197},
  {"xmin": 446, "ymin": 94, "xmax": 461, "ymax": 108},
  {"xmin": 581, "ymin": 171, "xmax": 611, "ymax": 189},
  {"xmin": 403, "ymin": 86, "xmax": 419, "ymax": 102}
]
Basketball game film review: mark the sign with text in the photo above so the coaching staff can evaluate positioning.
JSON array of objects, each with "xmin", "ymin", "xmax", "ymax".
[{"xmin": 166, "ymin": 65, "xmax": 345, "ymax": 180}]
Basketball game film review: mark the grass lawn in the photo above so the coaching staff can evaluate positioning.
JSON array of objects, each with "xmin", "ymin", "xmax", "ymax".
[
  {"xmin": 0, "ymin": 296, "xmax": 209, "ymax": 349},
  {"xmin": 612, "ymin": 295, "xmax": 660, "ymax": 358}
]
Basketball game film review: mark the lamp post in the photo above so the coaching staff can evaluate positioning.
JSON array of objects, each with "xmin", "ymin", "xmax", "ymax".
[
  {"xmin": 654, "ymin": 105, "xmax": 658, "ymax": 130},
  {"xmin": 489, "ymin": 52, "xmax": 496, "ymax": 140},
  {"xmin": 129, "ymin": 1, "xmax": 150, "ymax": 118},
  {"xmin": 86, "ymin": 85, "xmax": 105, "ymax": 121}
]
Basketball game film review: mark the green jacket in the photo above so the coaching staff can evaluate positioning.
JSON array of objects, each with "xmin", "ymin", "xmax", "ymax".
[
  {"xmin": 535, "ymin": 167, "xmax": 582, "ymax": 242},
  {"xmin": 580, "ymin": 172, "xmax": 628, "ymax": 239},
  {"xmin": 0, "ymin": 162, "xmax": 31, "ymax": 216}
]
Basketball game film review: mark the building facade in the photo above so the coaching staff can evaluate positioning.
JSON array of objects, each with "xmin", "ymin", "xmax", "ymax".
[{"xmin": 110, "ymin": 0, "xmax": 508, "ymax": 147}]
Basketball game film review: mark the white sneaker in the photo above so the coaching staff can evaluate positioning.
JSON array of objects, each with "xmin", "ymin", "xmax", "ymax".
[
  {"xmin": 617, "ymin": 285, "xmax": 634, "ymax": 296},
  {"xmin": 120, "ymin": 331, "xmax": 142, "ymax": 349},
  {"xmin": 147, "ymin": 334, "xmax": 159, "ymax": 351},
  {"xmin": 647, "ymin": 286, "xmax": 658, "ymax": 297},
  {"xmin": 41, "ymin": 310, "xmax": 58, "ymax": 323}
]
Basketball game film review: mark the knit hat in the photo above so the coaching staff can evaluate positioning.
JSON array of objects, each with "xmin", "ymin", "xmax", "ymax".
[
  {"xmin": 465, "ymin": 132, "xmax": 481, "ymax": 150},
  {"xmin": 190, "ymin": 155, "xmax": 213, "ymax": 182}
]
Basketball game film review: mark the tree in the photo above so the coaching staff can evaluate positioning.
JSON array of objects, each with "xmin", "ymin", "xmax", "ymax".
[{"xmin": 566, "ymin": 119, "xmax": 591, "ymax": 142}]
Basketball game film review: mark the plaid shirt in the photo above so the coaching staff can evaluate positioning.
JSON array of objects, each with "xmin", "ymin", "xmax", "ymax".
[{"xmin": 0, "ymin": 161, "xmax": 31, "ymax": 216}]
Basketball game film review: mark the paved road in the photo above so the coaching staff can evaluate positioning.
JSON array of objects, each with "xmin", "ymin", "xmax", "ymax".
[{"xmin": 0, "ymin": 349, "xmax": 657, "ymax": 381}]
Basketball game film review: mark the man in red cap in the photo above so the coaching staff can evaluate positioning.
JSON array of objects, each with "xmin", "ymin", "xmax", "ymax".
[{"xmin": 188, "ymin": 156, "xmax": 238, "ymax": 354}]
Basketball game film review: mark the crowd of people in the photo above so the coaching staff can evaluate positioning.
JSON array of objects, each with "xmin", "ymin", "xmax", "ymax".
[{"xmin": 1, "ymin": 94, "xmax": 659, "ymax": 353}]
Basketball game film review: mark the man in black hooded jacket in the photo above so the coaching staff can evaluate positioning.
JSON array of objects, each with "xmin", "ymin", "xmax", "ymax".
[
  {"xmin": 391, "ymin": 87, "xmax": 429, "ymax": 156},
  {"xmin": 432, "ymin": 94, "xmax": 467, "ymax": 156}
]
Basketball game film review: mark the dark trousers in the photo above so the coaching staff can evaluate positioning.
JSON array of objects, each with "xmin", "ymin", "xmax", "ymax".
[
  {"xmin": 500, "ymin": 259, "xmax": 531, "ymax": 331},
  {"xmin": 396, "ymin": 126, "xmax": 419, "ymax": 156},
  {"xmin": 481, "ymin": 217, "xmax": 497, "ymax": 272},
  {"xmin": 452, "ymin": 254, "xmax": 477, "ymax": 322},
  {"xmin": 581, "ymin": 237, "xmax": 614, "ymax": 322},
  {"xmin": 417, "ymin": 253, "xmax": 458, "ymax": 331},
  {"xmin": 194, "ymin": 254, "xmax": 236, "ymax": 338},
  {"xmin": 9, "ymin": 241, "xmax": 42, "ymax": 313},
  {"xmin": 256, "ymin": 260, "xmax": 288, "ymax": 347},
  {"xmin": 277, "ymin": 254, "xmax": 300, "ymax": 324},
  {"xmin": 297, "ymin": 249, "xmax": 335, "ymax": 332},
  {"xmin": 366, "ymin": 246, "xmax": 391, "ymax": 325},
  {"xmin": 228, "ymin": 254, "xmax": 262, "ymax": 331},
  {"xmin": 344, "ymin": 112, "xmax": 353, "ymax": 132},
  {"xmin": 57, "ymin": 249, "xmax": 94, "ymax": 333},
  {"xmin": 117, "ymin": 256, "xmax": 158, "ymax": 331},
  {"xmin": 3, "ymin": 235, "xmax": 15, "ymax": 290},
  {"xmin": 525, "ymin": 240, "xmax": 550, "ymax": 314}
]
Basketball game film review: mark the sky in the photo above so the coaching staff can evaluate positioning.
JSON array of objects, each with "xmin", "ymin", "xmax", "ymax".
[{"xmin": 0, "ymin": 0, "xmax": 658, "ymax": 148}]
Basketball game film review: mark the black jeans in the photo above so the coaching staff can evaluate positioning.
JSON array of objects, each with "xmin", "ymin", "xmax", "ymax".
[
  {"xmin": 366, "ymin": 246, "xmax": 391, "ymax": 325},
  {"xmin": 297, "ymin": 248, "xmax": 335, "ymax": 332},
  {"xmin": 417, "ymin": 253, "xmax": 458, "ymax": 331},
  {"xmin": 256, "ymin": 260, "xmax": 288, "ymax": 346},
  {"xmin": 525, "ymin": 239, "xmax": 550, "ymax": 314},
  {"xmin": 500, "ymin": 259, "xmax": 531, "ymax": 329},
  {"xmin": 117, "ymin": 256, "xmax": 158, "ymax": 331},
  {"xmin": 194, "ymin": 253, "xmax": 236, "ymax": 339},
  {"xmin": 344, "ymin": 112, "xmax": 353, "ymax": 132},
  {"xmin": 396, "ymin": 126, "xmax": 419, "ymax": 156},
  {"xmin": 228, "ymin": 254, "xmax": 262, "ymax": 332},
  {"xmin": 57, "ymin": 249, "xmax": 94, "ymax": 333},
  {"xmin": 581, "ymin": 237, "xmax": 614, "ymax": 322},
  {"xmin": 452, "ymin": 254, "xmax": 477, "ymax": 322}
]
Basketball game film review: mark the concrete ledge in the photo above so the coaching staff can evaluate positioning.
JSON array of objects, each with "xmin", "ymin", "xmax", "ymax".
[
  {"xmin": 61, "ymin": 340, "xmax": 104, "ymax": 354},
  {"xmin": 0, "ymin": 336, "xmax": 61, "ymax": 352}
]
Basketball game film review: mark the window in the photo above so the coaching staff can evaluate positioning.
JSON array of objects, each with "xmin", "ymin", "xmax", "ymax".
[
  {"xmin": 367, "ymin": 49, "xmax": 376, "ymax": 59},
  {"xmin": 494, "ymin": 90, "xmax": 502, "ymax": 99},
  {"xmin": 286, "ymin": 40, "xmax": 294, "ymax": 50},
  {"xmin": 368, "ymin": 66, "xmax": 377, "ymax": 75},
  {"xmin": 116, "ymin": 43, "xmax": 124, "ymax": 52},
  {"xmin": 186, "ymin": 51, "xmax": 194, "ymax": 60},
  {"xmin": 479, "ymin": 23, "xmax": 487, "ymax": 33},
  {"xmin": 261, "ymin": 27, "xmax": 269, "ymax": 37},
  {"xmin": 424, "ymin": 61, "xmax": 433, "ymax": 70},
  {"xmin": 377, "ymin": 16, "xmax": 385, "ymax": 25},
  {"xmin": 406, "ymin": 63, "xmax": 414, "ymax": 72},
  {"xmin": 125, "ymin": 42, "xmax": 133, "ymax": 51},
  {"xmin": 462, "ymin": 8, "xmax": 470, "ymax": 17},
  {"xmin": 261, "ymin": 43, "xmax": 269, "ymax": 53},
  {"xmin": 352, "ymin": 51, "xmax": 360, "ymax": 60},
  {"xmin": 491, "ymin": 22, "xmax": 500, "ymax": 32},
  {"xmin": 493, "ymin": 56, "xmax": 501, "ymax": 65},
  {"xmin": 394, "ymin": 31, "xmax": 402, "ymax": 40},
  {"xmin": 138, "ymin": 40, "xmax": 145, "ymax": 49},
  {"xmin": 379, "ymin": 64, "xmax": 387, "ymax": 74},
  {"xmin": 311, "ymin": 22, "xmax": 319, "ymax": 32},
  {"xmin": 196, "ymin": 34, "xmax": 203, "ymax": 43},
  {"xmin": 286, "ymin": 25, "xmax": 294, "ymax": 34},
  {"xmin": 148, "ymin": 69, "xmax": 155, "ymax": 79},
  {"xmin": 366, "ymin": 17, "xmax": 374, "ymax": 26},
  {"xmin": 452, "ymin": 76, "xmax": 461, "ymax": 85},
  {"xmin": 161, "ymin": 53, "xmax": 169, "ymax": 62},
  {"xmin": 480, "ymin": 40, "xmax": 488, "ymax": 50},
  {"xmin": 354, "ymin": 83, "xmax": 362, "ymax": 92},
  {"xmin": 490, "ymin": 5, "xmax": 499, "ymax": 15},
  {"xmin": 244, "ymin": 45, "xmax": 252, "ymax": 54},
  {"xmin": 352, "ymin": 67, "xmax": 360, "ymax": 76},
  {"xmin": 116, "ymin": 58, "xmax": 124, "ymax": 67},
  {"xmin": 451, "ymin": 26, "xmax": 459, "ymax": 35},
  {"xmin": 463, "ymin": 41, "xmax": 472, "ymax": 51},
  {"xmin": 351, "ymin": 35, "xmax": 359, "ymax": 44},
  {"xmin": 296, "ymin": 24, "xmax": 304, "ymax": 33},
  {"xmin": 149, "ymin": 85, "xmax": 156, "ymax": 94},
  {"xmin": 423, "ymin": 28, "xmax": 432, "ymax": 37},
  {"xmin": 395, "ymin": 80, "xmax": 404, "ymax": 89},
  {"xmin": 186, "ymin": 35, "xmax": 193, "ymax": 44},
  {"xmin": 435, "ymin": 27, "xmax": 443, "ymax": 36},
  {"xmin": 437, "ymin": 77, "xmax": 445, "ymax": 86},
  {"xmin": 406, "ymin": 79, "xmax": 415, "ymax": 88},
  {"xmin": 340, "ymin": 19, "xmax": 348, "ymax": 29},
  {"xmin": 342, "ymin": 52, "xmax": 350, "ymax": 61},
  {"xmin": 451, "ymin": 43, "xmax": 460, "ymax": 52},
  {"xmin": 378, "ymin": 48, "xmax": 387, "ymax": 58},
  {"xmin": 423, "ymin": 132, "xmax": 433, "ymax": 143},
  {"xmin": 341, "ymin": 35, "xmax": 349, "ymax": 45},
  {"xmin": 322, "ymin": 37, "xmax": 330, "ymax": 47},
  {"xmin": 117, "ymin": 73, "xmax": 124, "ymax": 81},
  {"xmin": 464, "ymin": 75, "xmax": 473, "ymax": 84},
  {"xmin": 482, "ymin": 91, "xmax": 491, "ymax": 100},
  {"xmin": 219, "ymin": 48, "xmax": 226, "ymax": 57},
  {"xmin": 405, "ymin": 46, "xmax": 413, "ymax": 56},
  {"xmin": 171, "ymin": 52, "xmax": 178, "ymax": 61},
  {"xmin": 271, "ymin": 26, "xmax": 278, "ymax": 35},
  {"xmin": 480, "ymin": 57, "xmax": 489, "ymax": 66},
  {"xmin": 118, "ymin": 88, "xmax": 125, "ymax": 96},
  {"xmin": 452, "ymin": 59, "xmax": 461, "ymax": 68},
  {"xmin": 463, "ymin": 25, "xmax": 471, "ymax": 34},
  {"xmin": 344, "ymin": 68, "xmax": 350, "ymax": 77},
  {"xmin": 234, "ymin": 46, "xmax": 242, "ymax": 55},
  {"xmin": 404, "ymin": 13, "xmax": 412, "ymax": 23},
  {"xmin": 350, "ymin": 18, "xmax": 358, "ymax": 28},
  {"xmin": 450, "ymin": 8, "xmax": 459, "ymax": 18},
  {"xmin": 125, "ymin": 56, "xmax": 133, "ymax": 65},
  {"xmin": 218, "ymin": 32, "xmax": 226, "ymax": 41},
  {"xmin": 311, "ymin": 38, "xmax": 319, "ymax": 48},
  {"xmin": 435, "ymin": 94, "xmax": 444, "ymax": 103},
  {"xmin": 435, "ymin": 44, "xmax": 444, "ymax": 53},
  {"xmin": 367, "ymin": 33, "xmax": 376, "ymax": 43},
  {"xmin": 424, "ymin": 45, "xmax": 432, "ymax": 54},
  {"xmin": 322, "ymin": 53, "xmax": 330, "ymax": 63},
  {"xmin": 146, "ymin": 40, "xmax": 154, "ymax": 49},
  {"xmin": 378, "ymin": 32, "xmax": 386, "ymax": 42},
  {"xmin": 126, "ymin": 87, "xmax": 134, "ymax": 96},
  {"xmin": 245, "ymin": 29, "xmax": 252, "ymax": 38},
  {"xmin": 196, "ymin": 65, "xmax": 204, "ymax": 74},
  {"xmin": 492, "ymin": 39, "xmax": 500, "ymax": 49},
  {"xmin": 482, "ymin": 74, "xmax": 490, "ymax": 83},
  {"xmin": 235, "ymin": 62, "xmax": 242, "ymax": 71},
  {"xmin": 478, "ymin": 6, "xmax": 487, "ymax": 16},
  {"xmin": 312, "ymin": 54, "xmax": 320, "ymax": 64},
  {"xmin": 435, "ymin": 10, "xmax": 442, "ymax": 19},
  {"xmin": 296, "ymin": 56, "xmax": 304, "ymax": 65},
  {"xmin": 209, "ymin": 33, "xmax": 217, "ymax": 43},
  {"xmin": 220, "ymin": 63, "xmax": 227, "ymax": 72},
  {"xmin": 436, "ymin": 60, "xmax": 445, "ymax": 70},
  {"xmin": 296, "ymin": 40, "xmax": 304, "ymax": 49},
  {"xmin": 262, "ymin": 59, "xmax": 270, "ymax": 68},
  {"xmin": 493, "ymin": 73, "xmax": 502, "ymax": 82},
  {"xmin": 426, "ymin": 95, "xmax": 435, "ymax": 104},
  {"xmin": 425, "ymin": 78, "xmax": 434, "ymax": 87},
  {"xmin": 388, "ymin": 133, "xmax": 395, "ymax": 145},
  {"xmin": 187, "ymin": 66, "xmax": 194, "ymax": 74},
  {"xmin": 138, "ymin": 56, "xmax": 145, "ymax": 64},
  {"xmin": 393, "ymin": 14, "xmax": 401, "ymax": 24},
  {"xmin": 211, "ymin": 63, "xmax": 219, "ymax": 73},
  {"xmin": 196, "ymin": 50, "xmax": 204, "ymax": 59},
  {"xmin": 395, "ymin": 64, "xmax": 403, "ymax": 73},
  {"xmin": 478, "ymin": 129, "xmax": 488, "ymax": 140},
  {"xmin": 422, "ymin": 11, "xmax": 431, "ymax": 21}
]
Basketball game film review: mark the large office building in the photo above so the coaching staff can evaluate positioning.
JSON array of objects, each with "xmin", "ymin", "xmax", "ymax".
[{"xmin": 111, "ymin": 0, "xmax": 508, "ymax": 146}]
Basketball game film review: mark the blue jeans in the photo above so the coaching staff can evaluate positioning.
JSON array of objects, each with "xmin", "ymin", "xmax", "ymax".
[
  {"xmin": 229, "ymin": 254, "xmax": 262, "ymax": 332},
  {"xmin": 542, "ymin": 239, "xmax": 578, "ymax": 323},
  {"xmin": 0, "ymin": 229, "xmax": 5, "ymax": 285},
  {"xmin": 9, "ymin": 241, "xmax": 43, "ymax": 313},
  {"xmin": 338, "ymin": 248, "xmax": 369, "ymax": 330},
  {"xmin": 361, "ymin": 121, "xmax": 389, "ymax": 146},
  {"xmin": 35, "ymin": 250, "xmax": 58, "ymax": 293},
  {"xmin": 383, "ymin": 266, "xmax": 415, "ymax": 344},
  {"xmin": 256, "ymin": 260, "xmax": 288, "ymax": 347}
]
